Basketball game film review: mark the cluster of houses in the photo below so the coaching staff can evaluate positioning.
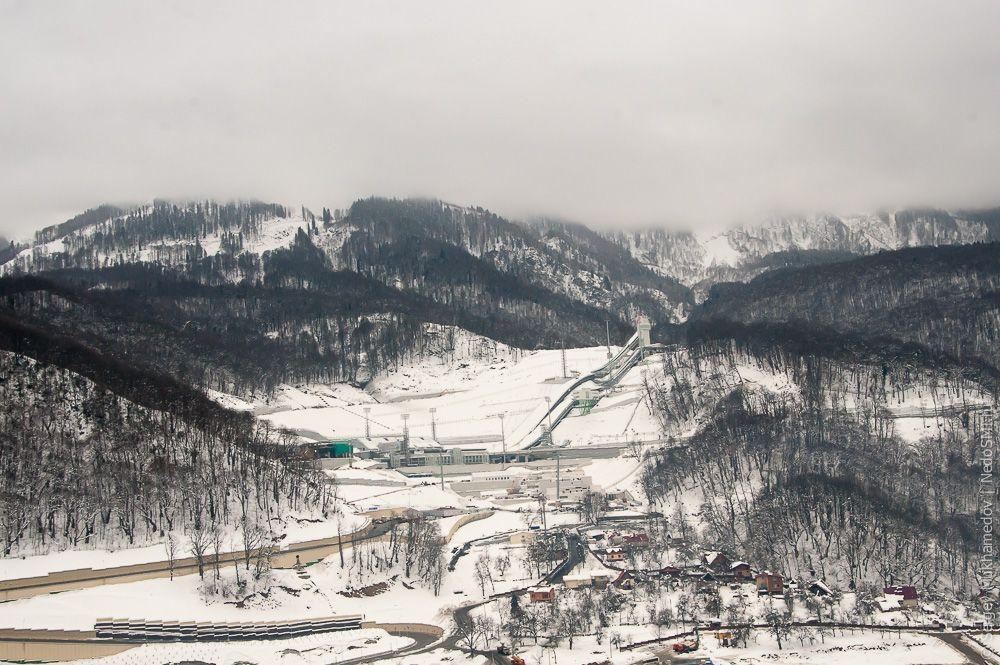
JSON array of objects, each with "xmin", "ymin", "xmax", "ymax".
[
  {"xmin": 525, "ymin": 527, "xmax": 927, "ymax": 618},
  {"xmin": 678, "ymin": 551, "xmax": 785, "ymax": 597},
  {"xmin": 580, "ymin": 531, "xmax": 913, "ymax": 604},
  {"xmin": 528, "ymin": 569, "xmax": 640, "ymax": 603},
  {"xmin": 586, "ymin": 528, "xmax": 651, "ymax": 564}
]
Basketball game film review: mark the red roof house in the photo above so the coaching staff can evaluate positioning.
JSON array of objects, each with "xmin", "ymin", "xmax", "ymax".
[{"xmin": 884, "ymin": 586, "xmax": 918, "ymax": 609}]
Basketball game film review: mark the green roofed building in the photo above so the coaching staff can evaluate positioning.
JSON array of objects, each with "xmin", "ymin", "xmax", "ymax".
[{"xmin": 313, "ymin": 440, "xmax": 354, "ymax": 459}]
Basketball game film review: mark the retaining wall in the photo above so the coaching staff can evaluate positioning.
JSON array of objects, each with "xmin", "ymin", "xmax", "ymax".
[
  {"xmin": 0, "ymin": 630, "xmax": 137, "ymax": 663},
  {"xmin": 445, "ymin": 511, "xmax": 495, "ymax": 542},
  {"xmin": 0, "ymin": 523, "xmax": 378, "ymax": 602},
  {"xmin": 362, "ymin": 622, "xmax": 444, "ymax": 639}
]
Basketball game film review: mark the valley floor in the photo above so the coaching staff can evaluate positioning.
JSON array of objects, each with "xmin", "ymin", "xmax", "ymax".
[{"xmin": 1, "ymin": 338, "xmax": 995, "ymax": 665}]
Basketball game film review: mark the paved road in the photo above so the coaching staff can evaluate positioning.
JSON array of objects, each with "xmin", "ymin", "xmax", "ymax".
[
  {"xmin": 332, "ymin": 629, "xmax": 442, "ymax": 665},
  {"xmin": 0, "ymin": 517, "xmax": 400, "ymax": 602},
  {"xmin": 543, "ymin": 532, "xmax": 586, "ymax": 584},
  {"xmin": 936, "ymin": 633, "xmax": 999, "ymax": 665},
  {"xmin": 448, "ymin": 532, "xmax": 502, "ymax": 571},
  {"xmin": 445, "ymin": 527, "xmax": 585, "ymax": 656}
]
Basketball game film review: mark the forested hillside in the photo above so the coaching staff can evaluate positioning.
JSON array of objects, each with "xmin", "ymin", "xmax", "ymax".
[
  {"xmin": 0, "ymin": 350, "xmax": 330, "ymax": 558},
  {"xmin": 693, "ymin": 242, "xmax": 1000, "ymax": 373},
  {"xmin": 639, "ymin": 338, "xmax": 997, "ymax": 597},
  {"xmin": 0, "ymin": 199, "xmax": 696, "ymax": 396},
  {"xmin": 3, "ymin": 197, "xmax": 693, "ymax": 329},
  {"xmin": 0, "ymin": 234, "xmax": 635, "ymax": 397},
  {"xmin": 335, "ymin": 198, "xmax": 693, "ymax": 324},
  {"xmin": 638, "ymin": 241, "xmax": 998, "ymax": 598}
]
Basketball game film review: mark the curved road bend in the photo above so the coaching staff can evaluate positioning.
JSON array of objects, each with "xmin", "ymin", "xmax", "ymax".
[
  {"xmin": 935, "ymin": 633, "xmax": 998, "ymax": 665},
  {"xmin": 330, "ymin": 526, "xmax": 576, "ymax": 663},
  {"xmin": 332, "ymin": 628, "xmax": 443, "ymax": 665},
  {"xmin": 445, "ymin": 529, "xmax": 586, "ymax": 654}
]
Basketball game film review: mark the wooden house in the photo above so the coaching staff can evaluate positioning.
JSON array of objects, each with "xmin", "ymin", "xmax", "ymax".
[{"xmin": 755, "ymin": 571, "xmax": 784, "ymax": 595}]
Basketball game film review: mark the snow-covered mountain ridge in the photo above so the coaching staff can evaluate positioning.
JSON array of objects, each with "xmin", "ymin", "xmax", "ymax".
[
  {"xmin": 1, "ymin": 202, "xmax": 337, "ymax": 278},
  {"xmin": 0, "ymin": 198, "xmax": 693, "ymax": 326},
  {"xmin": 3, "ymin": 199, "xmax": 997, "ymax": 320},
  {"xmin": 604, "ymin": 208, "xmax": 999, "ymax": 298}
]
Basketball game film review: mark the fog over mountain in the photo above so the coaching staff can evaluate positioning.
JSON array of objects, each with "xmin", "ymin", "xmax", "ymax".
[
  {"xmin": 3, "ymin": 4, "xmax": 1000, "ymax": 661},
  {"xmin": 3, "ymin": 0, "xmax": 1000, "ymax": 238}
]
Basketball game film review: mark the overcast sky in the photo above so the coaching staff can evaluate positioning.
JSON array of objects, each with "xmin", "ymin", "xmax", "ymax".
[{"xmin": 2, "ymin": 1, "xmax": 999, "ymax": 239}]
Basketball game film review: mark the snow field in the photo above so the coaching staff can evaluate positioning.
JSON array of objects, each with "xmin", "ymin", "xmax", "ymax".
[
  {"xmin": 369, "ymin": 648, "xmax": 491, "ymax": 665},
  {"xmin": 700, "ymin": 628, "xmax": 965, "ymax": 664},
  {"xmin": 65, "ymin": 628, "xmax": 410, "ymax": 665},
  {"xmin": 260, "ymin": 346, "xmax": 617, "ymax": 451},
  {"xmin": 0, "ymin": 506, "xmax": 368, "ymax": 583},
  {"xmin": 0, "ymin": 555, "xmax": 450, "ymax": 630},
  {"xmin": 0, "ymin": 501, "xmax": 577, "ymax": 632}
]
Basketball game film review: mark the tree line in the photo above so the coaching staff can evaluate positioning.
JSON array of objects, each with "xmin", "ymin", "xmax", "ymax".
[
  {"xmin": 638, "ymin": 339, "xmax": 997, "ymax": 598},
  {"xmin": 0, "ymin": 350, "xmax": 329, "ymax": 562}
]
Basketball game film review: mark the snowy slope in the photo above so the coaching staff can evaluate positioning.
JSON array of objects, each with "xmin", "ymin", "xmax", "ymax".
[
  {"xmin": 0, "ymin": 348, "xmax": 366, "ymax": 573},
  {"xmin": 259, "ymin": 342, "xmax": 614, "ymax": 450},
  {"xmin": 0, "ymin": 205, "xmax": 348, "ymax": 278},
  {"xmin": 256, "ymin": 328, "xmax": 990, "ymax": 457},
  {"xmin": 607, "ymin": 208, "xmax": 998, "ymax": 296},
  {"xmin": 69, "ymin": 629, "xmax": 409, "ymax": 665}
]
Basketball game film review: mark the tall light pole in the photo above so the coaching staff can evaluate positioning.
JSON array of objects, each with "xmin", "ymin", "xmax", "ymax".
[
  {"xmin": 401, "ymin": 413, "xmax": 410, "ymax": 464},
  {"xmin": 438, "ymin": 449, "xmax": 445, "ymax": 490},
  {"xmin": 606, "ymin": 320, "xmax": 612, "ymax": 359},
  {"xmin": 556, "ymin": 452, "xmax": 561, "ymax": 501},
  {"xmin": 544, "ymin": 396, "xmax": 553, "ymax": 446},
  {"xmin": 537, "ymin": 492, "xmax": 548, "ymax": 532},
  {"xmin": 499, "ymin": 413, "xmax": 506, "ymax": 470},
  {"xmin": 431, "ymin": 407, "xmax": 443, "ymax": 489},
  {"xmin": 363, "ymin": 407, "xmax": 371, "ymax": 439}
]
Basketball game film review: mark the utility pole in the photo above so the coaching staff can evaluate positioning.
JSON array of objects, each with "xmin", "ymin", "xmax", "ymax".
[
  {"xmin": 401, "ymin": 413, "xmax": 410, "ymax": 464},
  {"xmin": 561, "ymin": 342, "xmax": 567, "ymax": 379},
  {"xmin": 363, "ymin": 407, "xmax": 371, "ymax": 439},
  {"xmin": 606, "ymin": 320, "xmax": 612, "ymax": 359},
  {"xmin": 499, "ymin": 413, "xmax": 506, "ymax": 470},
  {"xmin": 429, "ymin": 407, "xmax": 437, "ymax": 441},
  {"xmin": 556, "ymin": 453, "xmax": 561, "ymax": 501},
  {"xmin": 438, "ymin": 446, "xmax": 445, "ymax": 490}
]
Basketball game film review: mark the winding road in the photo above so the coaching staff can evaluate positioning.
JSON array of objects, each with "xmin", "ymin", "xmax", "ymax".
[
  {"xmin": 333, "ymin": 628, "xmax": 443, "ymax": 665},
  {"xmin": 936, "ymin": 633, "xmax": 999, "ymax": 665}
]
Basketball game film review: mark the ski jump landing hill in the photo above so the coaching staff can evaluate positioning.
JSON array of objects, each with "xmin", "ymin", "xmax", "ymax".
[{"xmin": 510, "ymin": 317, "xmax": 662, "ymax": 453}]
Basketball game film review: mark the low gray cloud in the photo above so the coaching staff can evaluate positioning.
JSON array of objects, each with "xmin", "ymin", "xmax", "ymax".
[{"xmin": 2, "ymin": 0, "xmax": 999, "ymax": 238}]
